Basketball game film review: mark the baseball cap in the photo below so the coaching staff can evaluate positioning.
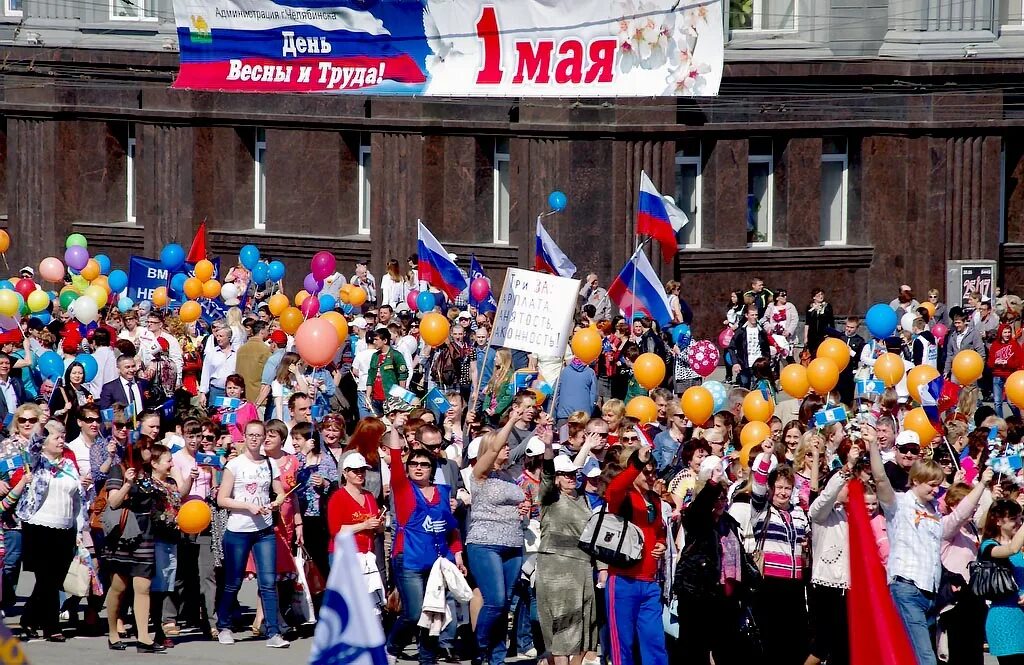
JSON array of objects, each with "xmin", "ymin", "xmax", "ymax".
[
  {"xmin": 342, "ymin": 453, "xmax": 371, "ymax": 470},
  {"xmin": 900, "ymin": 284, "xmax": 913, "ymax": 292},
  {"xmin": 554, "ymin": 456, "xmax": 579, "ymax": 474},
  {"xmin": 895, "ymin": 430, "xmax": 921, "ymax": 449},
  {"xmin": 352, "ymin": 317, "xmax": 367, "ymax": 329},
  {"xmin": 19, "ymin": 266, "xmax": 33, "ymax": 276},
  {"xmin": 525, "ymin": 437, "xmax": 545, "ymax": 457},
  {"xmin": 581, "ymin": 456, "xmax": 602, "ymax": 478},
  {"xmin": 458, "ymin": 311, "xmax": 471, "ymax": 320},
  {"xmin": 268, "ymin": 330, "xmax": 287, "ymax": 346}
]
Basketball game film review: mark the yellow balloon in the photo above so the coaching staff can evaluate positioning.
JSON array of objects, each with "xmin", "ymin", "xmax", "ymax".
[
  {"xmin": 807, "ymin": 357, "xmax": 840, "ymax": 394},
  {"xmin": 152, "ymin": 287, "xmax": 169, "ymax": 309},
  {"xmin": 907, "ymin": 365, "xmax": 940, "ymax": 404},
  {"xmin": 571, "ymin": 327, "xmax": 602, "ymax": 364},
  {"xmin": 904, "ymin": 407, "xmax": 938, "ymax": 444},
  {"xmin": 201, "ymin": 279, "xmax": 221, "ymax": 300},
  {"xmin": 26, "ymin": 290, "xmax": 49, "ymax": 313},
  {"xmin": 178, "ymin": 300, "xmax": 201, "ymax": 323},
  {"xmin": 268, "ymin": 293, "xmax": 290, "ymax": 317},
  {"xmin": 295, "ymin": 290, "xmax": 310, "ymax": 306},
  {"xmin": 0, "ymin": 290, "xmax": 18, "ymax": 317},
  {"xmin": 320, "ymin": 311, "xmax": 350, "ymax": 345},
  {"xmin": 816, "ymin": 338, "xmax": 851, "ymax": 372},
  {"xmin": 420, "ymin": 312, "xmax": 451, "ymax": 347},
  {"xmin": 91, "ymin": 275, "xmax": 109, "ymax": 292},
  {"xmin": 634, "ymin": 353, "xmax": 666, "ymax": 390},
  {"xmin": 279, "ymin": 307, "xmax": 303, "ymax": 335},
  {"xmin": 84, "ymin": 284, "xmax": 108, "ymax": 309},
  {"xmin": 779, "ymin": 364, "xmax": 810, "ymax": 399}
]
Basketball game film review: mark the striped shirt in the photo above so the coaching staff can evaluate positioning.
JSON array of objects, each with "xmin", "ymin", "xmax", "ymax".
[{"xmin": 751, "ymin": 453, "xmax": 808, "ymax": 579}]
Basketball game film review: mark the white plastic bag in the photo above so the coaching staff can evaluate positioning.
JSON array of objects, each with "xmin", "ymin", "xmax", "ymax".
[{"xmin": 291, "ymin": 548, "xmax": 317, "ymax": 625}]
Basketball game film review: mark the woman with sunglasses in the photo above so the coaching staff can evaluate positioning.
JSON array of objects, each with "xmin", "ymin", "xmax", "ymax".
[
  {"xmin": 326, "ymin": 452, "xmax": 384, "ymax": 605},
  {"xmin": 0, "ymin": 403, "xmax": 45, "ymax": 610},
  {"xmin": 383, "ymin": 410, "xmax": 465, "ymax": 665},
  {"xmin": 49, "ymin": 361, "xmax": 92, "ymax": 440}
]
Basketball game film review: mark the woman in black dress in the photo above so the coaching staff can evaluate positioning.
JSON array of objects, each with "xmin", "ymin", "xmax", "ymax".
[{"xmin": 804, "ymin": 288, "xmax": 834, "ymax": 355}]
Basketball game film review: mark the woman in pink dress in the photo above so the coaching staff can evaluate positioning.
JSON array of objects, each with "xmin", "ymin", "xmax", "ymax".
[{"xmin": 213, "ymin": 374, "xmax": 260, "ymax": 443}]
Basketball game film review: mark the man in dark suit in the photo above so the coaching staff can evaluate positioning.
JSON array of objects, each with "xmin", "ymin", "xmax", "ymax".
[
  {"xmin": 99, "ymin": 354, "xmax": 149, "ymax": 413},
  {"xmin": 728, "ymin": 307, "xmax": 771, "ymax": 388},
  {"xmin": 0, "ymin": 352, "xmax": 26, "ymax": 430},
  {"xmin": 837, "ymin": 316, "xmax": 866, "ymax": 404}
]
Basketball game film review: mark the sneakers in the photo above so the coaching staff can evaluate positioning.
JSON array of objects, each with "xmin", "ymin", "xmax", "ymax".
[
  {"xmin": 218, "ymin": 629, "xmax": 235, "ymax": 645},
  {"xmin": 266, "ymin": 634, "xmax": 290, "ymax": 648},
  {"xmin": 521, "ymin": 648, "xmax": 538, "ymax": 659}
]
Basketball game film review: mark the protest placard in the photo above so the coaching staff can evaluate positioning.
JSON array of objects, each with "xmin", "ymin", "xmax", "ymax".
[{"xmin": 491, "ymin": 268, "xmax": 580, "ymax": 357}]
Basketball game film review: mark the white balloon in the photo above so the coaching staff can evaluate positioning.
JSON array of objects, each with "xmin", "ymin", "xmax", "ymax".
[
  {"xmin": 221, "ymin": 283, "xmax": 239, "ymax": 301},
  {"xmin": 73, "ymin": 296, "xmax": 98, "ymax": 324},
  {"xmin": 900, "ymin": 311, "xmax": 918, "ymax": 332}
]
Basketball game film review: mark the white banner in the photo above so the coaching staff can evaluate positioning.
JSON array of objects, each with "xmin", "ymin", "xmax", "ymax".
[{"xmin": 491, "ymin": 269, "xmax": 580, "ymax": 357}]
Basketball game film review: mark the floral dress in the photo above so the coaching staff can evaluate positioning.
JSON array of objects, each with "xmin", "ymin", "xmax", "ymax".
[{"xmin": 246, "ymin": 453, "xmax": 300, "ymax": 580}]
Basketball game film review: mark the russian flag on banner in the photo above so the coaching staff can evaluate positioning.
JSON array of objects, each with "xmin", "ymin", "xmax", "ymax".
[
  {"xmin": 607, "ymin": 247, "xmax": 673, "ymax": 327},
  {"xmin": 918, "ymin": 375, "xmax": 960, "ymax": 428},
  {"xmin": 417, "ymin": 222, "xmax": 468, "ymax": 301},
  {"xmin": 637, "ymin": 171, "xmax": 679, "ymax": 262},
  {"xmin": 469, "ymin": 255, "xmax": 497, "ymax": 313},
  {"xmin": 534, "ymin": 219, "xmax": 576, "ymax": 278}
]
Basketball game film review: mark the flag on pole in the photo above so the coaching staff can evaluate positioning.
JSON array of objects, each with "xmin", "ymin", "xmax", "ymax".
[
  {"xmin": 186, "ymin": 218, "xmax": 208, "ymax": 264},
  {"xmin": 918, "ymin": 375, "xmax": 960, "ymax": 429},
  {"xmin": 607, "ymin": 247, "xmax": 673, "ymax": 326},
  {"xmin": 417, "ymin": 222, "xmax": 469, "ymax": 301},
  {"xmin": 636, "ymin": 171, "xmax": 679, "ymax": 262},
  {"xmin": 469, "ymin": 254, "xmax": 497, "ymax": 313},
  {"xmin": 534, "ymin": 218, "xmax": 576, "ymax": 278},
  {"xmin": 309, "ymin": 532, "xmax": 388, "ymax": 665}
]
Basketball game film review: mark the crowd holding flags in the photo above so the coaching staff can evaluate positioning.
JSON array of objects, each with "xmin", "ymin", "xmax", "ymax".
[{"xmin": 417, "ymin": 222, "xmax": 468, "ymax": 300}]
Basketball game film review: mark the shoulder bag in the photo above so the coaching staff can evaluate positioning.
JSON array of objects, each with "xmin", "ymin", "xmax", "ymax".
[
  {"xmin": 968, "ymin": 543, "xmax": 1019, "ymax": 601},
  {"xmin": 577, "ymin": 502, "xmax": 645, "ymax": 568},
  {"xmin": 751, "ymin": 506, "xmax": 771, "ymax": 575}
]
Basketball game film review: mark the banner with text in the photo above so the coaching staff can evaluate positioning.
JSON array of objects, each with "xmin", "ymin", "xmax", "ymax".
[
  {"xmin": 128, "ymin": 256, "xmax": 228, "ymax": 322},
  {"xmin": 491, "ymin": 268, "xmax": 579, "ymax": 357},
  {"xmin": 171, "ymin": 0, "xmax": 723, "ymax": 96}
]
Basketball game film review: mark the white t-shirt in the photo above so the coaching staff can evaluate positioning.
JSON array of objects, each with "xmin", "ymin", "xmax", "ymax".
[
  {"xmin": 271, "ymin": 380, "xmax": 294, "ymax": 423},
  {"xmin": 66, "ymin": 435, "xmax": 93, "ymax": 477},
  {"xmin": 225, "ymin": 455, "xmax": 280, "ymax": 533}
]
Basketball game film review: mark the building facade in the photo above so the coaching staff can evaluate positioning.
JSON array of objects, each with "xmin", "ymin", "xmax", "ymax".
[{"xmin": 0, "ymin": 0, "xmax": 1022, "ymax": 335}]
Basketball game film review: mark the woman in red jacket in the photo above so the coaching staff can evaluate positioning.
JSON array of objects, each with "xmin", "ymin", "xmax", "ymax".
[
  {"xmin": 604, "ymin": 446, "xmax": 668, "ymax": 665},
  {"xmin": 988, "ymin": 323, "xmax": 1022, "ymax": 418}
]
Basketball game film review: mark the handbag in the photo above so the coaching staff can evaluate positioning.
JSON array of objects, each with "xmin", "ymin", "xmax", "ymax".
[
  {"xmin": 63, "ymin": 549, "xmax": 91, "ymax": 597},
  {"xmin": 301, "ymin": 546, "xmax": 326, "ymax": 596},
  {"xmin": 751, "ymin": 507, "xmax": 771, "ymax": 575},
  {"xmin": 968, "ymin": 557, "xmax": 1018, "ymax": 601},
  {"xmin": 577, "ymin": 503, "xmax": 645, "ymax": 567}
]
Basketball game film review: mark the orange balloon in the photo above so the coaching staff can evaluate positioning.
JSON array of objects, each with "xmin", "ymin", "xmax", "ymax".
[
  {"xmin": 349, "ymin": 286, "xmax": 367, "ymax": 307},
  {"xmin": 420, "ymin": 312, "xmax": 451, "ymax": 347},
  {"xmin": 952, "ymin": 350, "xmax": 984, "ymax": 385},
  {"xmin": 279, "ymin": 307, "xmax": 303, "ymax": 335},
  {"xmin": 1006, "ymin": 370, "xmax": 1024, "ymax": 409},
  {"xmin": 779, "ymin": 363, "xmax": 810, "ymax": 398},
  {"xmin": 152, "ymin": 286, "xmax": 169, "ymax": 309},
  {"xmin": 177, "ymin": 499, "xmax": 212, "ymax": 535},
  {"xmin": 194, "ymin": 259, "xmax": 215, "ymax": 283},
  {"xmin": 742, "ymin": 390, "xmax": 775, "ymax": 423},
  {"xmin": 680, "ymin": 386, "xmax": 714, "ymax": 425},
  {"xmin": 904, "ymin": 407, "xmax": 938, "ymax": 444},
  {"xmin": 294, "ymin": 318, "xmax": 341, "ymax": 367},
  {"xmin": 740, "ymin": 421, "xmax": 772, "ymax": 449},
  {"xmin": 91, "ymin": 275, "xmax": 109, "ymax": 292},
  {"xmin": 295, "ymin": 290, "xmax": 310, "ymax": 306},
  {"xmin": 0, "ymin": 230, "xmax": 10, "ymax": 253},
  {"xmin": 268, "ymin": 293, "xmax": 290, "ymax": 316},
  {"xmin": 634, "ymin": 353, "xmax": 666, "ymax": 390},
  {"xmin": 183, "ymin": 277, "xmax": 202, "ymax": 300},
  {"xmin": 531, "ymin": 388, "xmax": 548, "ymax": 406},
  {"xmin": 320, "ymin": 311, "xmax": 349, "ymax": 345},
  {"xmin": 807, "ymin": 357, "xmax": 840, "ymax": 394},
  {"xmin": 625, "ymin": 396, "xmax": 657, "ymax": 424},
  {"xmin": 178, "ymin": 300, "xmax": 201, "ymax": 323},
  {"xmin": 816, "ymin": 337, "xmax": 850, "ymax": 372},
  {"xmin": 339, "ymin": 284, "xmax": 354, "ymax": 304},
  {"xmin": 571, "ymin": 327, "xmax": 602, "ymax": 364},
  {"xmin": 201, "ymin": 279, "xmax": 221, "ymax": 299},
  {"xmin": 907, "ymin": 365, "xmax": 940, "ymax": 404},
  {"xmin": 874, "ymin": 352, "xmax": 905, "ymax": 387},
  {"xmin": 921, "ymin": 301, "xmax": 936, "ymax": 319},
  {"xmin": 80, "ymin": 259, "xmax": 100, "ymax": 281}
]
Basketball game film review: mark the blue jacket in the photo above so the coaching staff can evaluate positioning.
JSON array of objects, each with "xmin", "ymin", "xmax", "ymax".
[{"xmin": 555, "ymin": 361, "xmax": 597, "ymax": 419}]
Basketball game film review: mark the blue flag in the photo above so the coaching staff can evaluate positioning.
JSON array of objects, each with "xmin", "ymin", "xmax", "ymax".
[
  {"xmin": 196, "ymin": 451, "xmax": 223, "ymax": 469},
  {"xmin": 469, "ymin": 255, "xmax": 497, "ymax": 314},
  {"xmin": 309, "ymin": 532, "xmax": 388, "ymax": 665},
  {"xmin": 0, "ymin": 454, "xmax": 23, "ymax": 475},
  {"xmin": 220, "ymin": 411, "xmax": 238, "ymax": 426},
  {"xmin": 424, "ymin": 387, "xmax": 451, "ymax": 416},
  {"xmin": 814, "ymin": 405, "xmax": 848, "ymax": 428},
  {"xmin": 212, "ymin": 396, "xmax": 243, "ymax": 409}
]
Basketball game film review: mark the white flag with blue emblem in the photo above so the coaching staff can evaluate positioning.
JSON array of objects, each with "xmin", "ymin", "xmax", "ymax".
[{"xmin": 309, "ymin": 532, "xmax": 388, "ymax": 665}]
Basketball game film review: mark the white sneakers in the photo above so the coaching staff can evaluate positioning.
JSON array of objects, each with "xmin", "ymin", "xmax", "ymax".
[
  {"xmin": 266, "ymin": 634, "xmax": 290, "ymax": 648},
  {"xmin": 218, "ymin": 629, "xmax": 235, "ymax": 645}
]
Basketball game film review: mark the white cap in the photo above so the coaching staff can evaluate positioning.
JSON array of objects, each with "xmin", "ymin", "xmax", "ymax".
[
  {"xmin": 895, "ymin": 430, "xmax": 921, "ymax": 447},
  {"xmin": 699, "ymin": 455, "xmax": 722, "ymax": 478},
  {"xmin": 581, "ymin": 456, "xmax": 602, "ymax": 478},
  {"xmin": 467, "ymin": 436, "xmax": 483, "ymax": 460},
  {"xmin": 342, "ymin": 453, "xmax": 371, "ymax": 470},
  {"xmin": 352, "ymin": 317, "xmax": 367, "ymax": 329},
  {"xmin": 458, "ymin": 310, "xmax": 471, "ymax": 319},
  {"xmin": 525, "ymin": 437, "xmax": 545, "ymax": 457},
  {"xmin": 554, "ymin": 455, "xmax": 579, "ymax": 474}
]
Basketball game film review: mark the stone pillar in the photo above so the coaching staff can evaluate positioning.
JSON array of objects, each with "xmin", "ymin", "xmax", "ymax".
[{"xmin": 7, "ymin": 118, "xmax": 59, "ymax": 271}]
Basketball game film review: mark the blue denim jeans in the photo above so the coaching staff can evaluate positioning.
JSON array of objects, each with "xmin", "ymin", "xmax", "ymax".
[
  {"xmin": 510, "ymin": 576, "xmax": 536, "ymax": 654},
  {"xmin": 889, "ymin": 579, "xmax": 936, "ymax": 665},
  {"xmin": 3, "ymin": 529, "xmax": 21, "ymax": 611},
  {"xmin": 357, "ymin": 392, "xmax": 374, "ymax": 421},
  {"xmin": 467, "ymin": 544, "xmax": 523, "ymax": 665},
  {"xmin": 386, "ymin": 555, "xmax": 455, "ymax": 664},
  {"xmin": 217, "ymin": 528, "xmax": 280, "ymax": 637},
  {"xmin": 993, "ymin": 376, "xmax": 1022, "ymax": 419}
]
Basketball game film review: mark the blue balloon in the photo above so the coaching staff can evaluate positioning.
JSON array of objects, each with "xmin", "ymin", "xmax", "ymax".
[
  {"xmin": 107, "ymin": 269, "xmax": 128, "ymax": 294},
  {"xmin": 252, "ymin": 262, "xmax": 270, "ymax": 285},
  {"xmin": 268, "ymin": 260, "xmax": 286, "ymax": 282},
  {"xmin": 160, "ymin": 244, "xmax": 186, "ymax": 271},
  {"xmin": 548, "ymin": 190, "xmax": 567, "ymax": 212},
  {"xmin": 318, "ymin": 293, "xmax": 337, "ymax": 312},
  {"xmin": 703, "ymin": 380, "xmax": 728, "ymax": 413},
  {"xmin": 673, "ymin": 323, "xmax": 692, "ymax": 349},
  {"xmin": 94, "ymin": 254, "xmax": 111, "ymax": 275},
  {"xmin": 416, "ymin": 291, "xmax": 436, "ymax": 313},
  {"xmin": 117, "ymin": 296, "xmax": 134, "ymax": 313},
  {"xmin": 239, "ymin": 244, "xmax": 261, "ymax": 271},
  {"xmin": 170, "ymin": 272, "xmax": 187, "ymax": 295},
  {"xmin": 37, "ymin": 351, "xmax": 63, "ymax": 381},
  {"xmin": 865, "ymin": 303, "xmax": 899, "ymax": 339},
  {"xmin": 32, "ymin": 312, "xmax": 51, "ymax": 326},
  {"xmin": 0, "ymin": 282, "xmax": 13, "ymax": 291},
  {"xmin": 74, "ymin": 353, "xmax": 99, "ymax": 383}
]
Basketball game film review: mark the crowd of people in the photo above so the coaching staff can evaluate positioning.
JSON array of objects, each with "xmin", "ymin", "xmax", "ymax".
[{"xmin": 2, "ymin": 254, "xmax": 1023, "ymax": 665}]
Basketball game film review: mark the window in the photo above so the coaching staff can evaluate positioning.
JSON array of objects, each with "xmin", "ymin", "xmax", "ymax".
[
  {"xmin": 1000, "ymin": 0, "xmax": 1023, "ymax": 25},
  {"xmin": 110, "ymin": 0, "xmax": 157, "ymax": 20},
  {"xmin": 820, "ymin": 137, "xmax": 848, "ymax": 245},
  {"xmin": 730, "ymin": 0, "xmax": 796, "ymax": 31},
  {"xmin": 493, "ymin": 137, "xmax": 510, "ymax": 244},
  {"xmin": 254, "ymin": 128, "xmax": 266, "ymax": 230},
  {"xmin": 747, "ymin": 138, "xmax": 773, "ymax": 246},
  {"xmin": 673, "ymin": 139, "xmax": 701, "ymax": 248},
  {"xmin": 126, "ymin": 124, "xmax": 136, "ymax": 224},
  {"xmin": 5, "ymin": 0, "xmax": 22, "ymax": 18},
  {"xmin": 358, "ymin": 134, "xmax": 371, "ymax": 235}
]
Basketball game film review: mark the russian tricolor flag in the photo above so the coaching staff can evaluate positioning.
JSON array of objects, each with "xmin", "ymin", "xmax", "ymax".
[
  {"xmin": 534, "ymin": 219, "xmax": 577, "ymax": 278},
  {"xmin": 417, "ymin": 222, "xmax": 468, "ymax": 301},
  {"xmin": 607, "ymin": 247, "xmax": 673, "ymax": 327},
  {"xmin": 918, "ymin": 374, "xmax": 960, "ymax": 428},
  {"xmin": 637, "ymin": 171, "xmax": 680, "ymax": 262}
]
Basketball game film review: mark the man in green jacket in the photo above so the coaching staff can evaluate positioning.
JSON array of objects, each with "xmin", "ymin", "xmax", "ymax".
[{"xmin": 365, "ymin": 329, "xmax": 409, "ymax": 415}]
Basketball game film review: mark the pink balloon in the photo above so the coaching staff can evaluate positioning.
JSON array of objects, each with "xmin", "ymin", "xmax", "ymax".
[
  {"xmin": 470, "ymin": 277, "xmax": 490, "ymax": 302},
  {"xmin": 407, "ymin": 289, "xmax": 419, "ymax": 311},
  {"xmin": 686, "ymin": 340, "xmax": 720, "ymax": 378},
  {"xmin": 300, "ymin": 296, "xmax": 320, "ymax": 318},
  {"xmin": 310, "ymin": 251, "xmax": 336, "ymax": 281},
  {"xmin": 38, "ymin": 257, "xmax": 65, "ymax": 283},
  {"xmin": 932, "ymin": 323, "xmax": 948, "ymax": 345},
  {"xmin": 294, "ymin": 317, "xmax": 340, "ymax": 367}
]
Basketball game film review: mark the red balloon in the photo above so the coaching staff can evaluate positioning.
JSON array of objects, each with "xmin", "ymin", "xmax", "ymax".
[
  {"xmin": 15, "ymin": 278, "xmax": 36, "ymax": 300},
  {"xmin": 294, "ymin": 318, "xmax": 340, "ymax": 367},
  {"xmin": 300, "ymin": 296, "xmax": 320, "ymax": 318},
  {"xmin": 470, "ymin": 278, "xmax": 490, "ymax": 302},
  {"xmin": 407, "ymin": 289, "xmax": 419, "ymax": 311}
]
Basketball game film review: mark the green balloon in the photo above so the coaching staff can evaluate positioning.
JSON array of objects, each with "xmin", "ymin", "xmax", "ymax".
[
  {"xmin": 59, "ymin": 290, "xmax": 76, "ymax": 310},
  {"xmin": 66, "ymin": 233, "xmax": 88, "ymax": 249}
]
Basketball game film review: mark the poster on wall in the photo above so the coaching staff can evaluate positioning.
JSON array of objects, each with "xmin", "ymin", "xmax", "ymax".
[
  {"xmin": 945, "ymin": 260, "xmax": 997, "ymax": 311},
  {"xmin": 171, "ymin": 0, "xmax": 724, "ymax": 96}
]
